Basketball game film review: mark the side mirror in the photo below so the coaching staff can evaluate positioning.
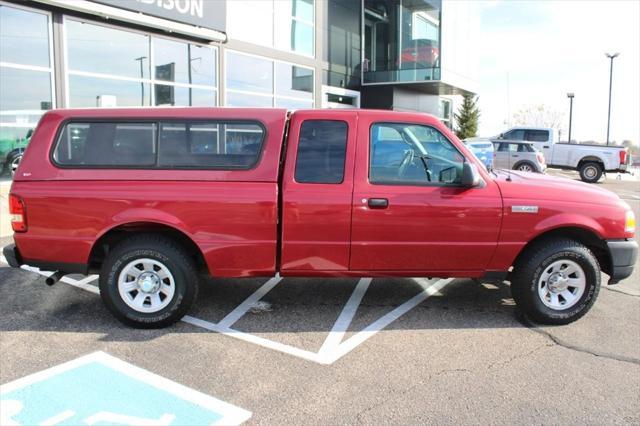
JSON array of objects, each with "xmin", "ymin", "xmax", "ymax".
[{"xmin": 462, "ymin": 162, "xmax": 481, "ymax": 187}]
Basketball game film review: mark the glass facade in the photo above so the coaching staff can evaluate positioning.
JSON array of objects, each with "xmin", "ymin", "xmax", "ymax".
[
  {"xmin": 323, "ymin": 0, "xmax": 362, "ymax": 90},
  {"xmin": 65, "ymin": 18, "xmax": 218, "ymax": 108},
  {"xmin": 226, "ymin": 51, "xmax": 314, "ymax": 109},
  {"xmin": 363, "ymin": 0, "xmax": 441, "ymax": 84},
  {"xmin": 0, "ymin": 3, "xmax": 53, "ymax": 174},
  {"xmin": 227, "ymin": 0, "xmax": 315, "ymax": 57}
]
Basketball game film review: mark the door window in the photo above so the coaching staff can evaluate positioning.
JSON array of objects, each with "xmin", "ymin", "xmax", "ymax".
[
  {"xmin": 294, "ymin": 120, "xmax": 348, "ymax": 184},
  {"xmin": 503, "ymin": 129, "xmax": 525, "ymax": 140},
  {"xmin": 369, "ymin": 123, "xmax": 465, "ymax": 185}
]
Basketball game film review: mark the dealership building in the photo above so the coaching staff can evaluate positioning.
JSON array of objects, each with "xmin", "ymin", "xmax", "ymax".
[{"xmin": 0, "ymin": 0, "xmax": 479, "ymax": 156}]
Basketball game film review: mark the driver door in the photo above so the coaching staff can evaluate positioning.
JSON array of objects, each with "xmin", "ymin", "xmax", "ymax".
[{"xmin": 350, "ymin": 119, "xmax": 502, "ymax": 273}]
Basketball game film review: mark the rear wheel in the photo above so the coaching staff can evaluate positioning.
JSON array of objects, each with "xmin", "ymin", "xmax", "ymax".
[
  {"xmin": 579, "ymin": 162, "xmax": 602, "ymax": 183},
  {"xmin": 514, "ymin": 161, "xmax": 535, "ymax": 173},
  {"xmin": 99, "ymin": 235, "xmax": 199, "ymax": 328},
  {"xmin": 510, "ymin": 239, "xmax": 600, "ymax": 325}
]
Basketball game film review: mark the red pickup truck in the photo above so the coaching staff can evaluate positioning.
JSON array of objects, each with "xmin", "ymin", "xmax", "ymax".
[{"xmin": 4, "ymin": 108, "xmax": 637, "ymax": 328}]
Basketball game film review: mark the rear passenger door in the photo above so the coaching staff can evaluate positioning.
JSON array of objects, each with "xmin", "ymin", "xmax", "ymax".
[{"xmin": 280, "ymin": 111, "xmax": 358, "ymax": 272}]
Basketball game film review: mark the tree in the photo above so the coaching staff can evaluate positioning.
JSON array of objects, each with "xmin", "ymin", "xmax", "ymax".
[
  {"xmin": 454, "ymin": 95, "xmax": 480, "ymax": 139},
  {"xmin": 512, "ymin": 104, "xmax": 564, "ymax": 129}
]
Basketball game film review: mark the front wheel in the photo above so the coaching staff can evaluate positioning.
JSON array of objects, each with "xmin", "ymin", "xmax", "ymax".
[
  {"xmin": 99, "ymin": 235, "xmax": 200, "ymax": 328},
  {"xmin": 510, "ymin": 239, "xmax": 600, "ymax": 325}
]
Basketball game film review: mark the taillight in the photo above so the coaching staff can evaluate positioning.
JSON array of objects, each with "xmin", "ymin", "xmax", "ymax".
[
  {"xmin": 619, "ymin": 149, "xmax": 628, "ymax": 165},
  {"xmin": 537, "ymin": 152, "xmax": 545, "ymax": 164},
  {"xmin": 9, "ymin": 194, "xmax": 27, "ymax": 232}
]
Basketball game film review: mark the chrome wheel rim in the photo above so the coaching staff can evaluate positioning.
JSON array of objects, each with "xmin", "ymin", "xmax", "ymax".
[
  {"xmin": 538, "ymin": 259, "xmax": 586, "ymax": 310},
  {"xmin": 518, "ymin": 164, "xmax": 533, "ymax": 172},
  {"xmin": 584, "ymin": 166, "xmax": 597, "ymax": 179},
  {"xmin": 118, "ymin": 258, "xmax": 175, "ymax": 313}
]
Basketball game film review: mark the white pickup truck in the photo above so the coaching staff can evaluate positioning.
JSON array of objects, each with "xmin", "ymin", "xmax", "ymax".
[{"xmin": 493, "ymin": 127, "xmax": 631, "ymax": 183}]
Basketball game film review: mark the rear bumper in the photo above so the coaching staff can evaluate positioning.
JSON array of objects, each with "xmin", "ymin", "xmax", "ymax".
[
  {"xmin": 2, "ymin": 243, "xmax": 22, "ymax": 268},
  {"xmin": 606, "ymin": 239, "xmax": 638, "ymax": 284}
]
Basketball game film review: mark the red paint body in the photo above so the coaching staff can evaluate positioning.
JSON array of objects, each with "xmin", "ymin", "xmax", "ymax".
[{"xmin": 10, "ymin": 108, "xmax": 634, "ymax": 278}]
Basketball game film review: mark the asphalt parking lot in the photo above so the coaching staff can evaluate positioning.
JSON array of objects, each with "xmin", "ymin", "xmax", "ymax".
[{"xmin": 1, "ymin": 169, "xmax": 639, "ymax": 424}]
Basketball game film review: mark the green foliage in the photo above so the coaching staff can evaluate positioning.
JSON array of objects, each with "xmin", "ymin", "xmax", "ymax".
[{"xmin": 454, "ymin": 95, "xmax": 480, "ymax": 139}]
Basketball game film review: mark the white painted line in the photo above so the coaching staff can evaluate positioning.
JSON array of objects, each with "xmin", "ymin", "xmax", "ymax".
[
  {"xmin": 216, "ymin": 275, "xmax": 282, "ymax": 329},
  {"xmin": 182, "ymin": 316, "xmax": 326, "ymax": 364},
  {"xmin": 20, "ymin": 265, "xmax": 100, "ymax": 295},
  {"xmin": 322, "ymin": 278, "xmax": 453, "ymax": 364},
  {"xmin": 39, "ymin": 409, "xmax": 75, "ymax": 426},
  {"xmin": 318, "ymin": 278, "xmax": 371, "ymax": 356},
  {"xmin": 0, "ymin": 351, "xmax": 252, "ymax": 425}
]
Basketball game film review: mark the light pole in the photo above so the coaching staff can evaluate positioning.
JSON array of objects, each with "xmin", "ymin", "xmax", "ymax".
[
  {"xmin": 567, "ymin": 92, "xmax": 574, "ymax": 143},
  {"xmin": 605, "ymin": 52, "xmax": 619, "ymax": 145},
  {"xmin": 134, "ymin": 56, "xmax": 147, "ymax": 106}
]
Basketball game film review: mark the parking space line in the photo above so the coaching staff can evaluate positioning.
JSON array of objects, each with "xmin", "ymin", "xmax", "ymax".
[
  {"xmin": 182, "ymin": 316, "xmax": 325, "ymax": 364},
  {"xmin": 318, "ymin": 278, "xmax": 372, "ymax": 356},
  {"xmin": 216, "ymin": 275, "xmax": 282, "ymax": 329},
  {"xmin": 2, "ymin": 252, "xmax": 454, "ymax": 365},
  {"xmin": 323, "ymin": 278, "xmax": 453, "ymax": 364}
]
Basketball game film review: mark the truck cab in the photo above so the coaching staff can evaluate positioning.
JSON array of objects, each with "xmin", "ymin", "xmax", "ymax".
[{"xmin": 4, "ymin": 108, "xmax": 637, "ymax": 329}]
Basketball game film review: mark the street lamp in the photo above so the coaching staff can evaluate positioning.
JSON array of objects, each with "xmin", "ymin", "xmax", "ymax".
[
  {"xmin": 605, "ymin": 52, "xmax": 620, "ymax": 145},
  {"xmin": 567, "ymin": 92, "xmax": 574, "ymax": 143},
  {"xmin": 134, "ymin": 56, "xmax": 147, "ymax": 106}
]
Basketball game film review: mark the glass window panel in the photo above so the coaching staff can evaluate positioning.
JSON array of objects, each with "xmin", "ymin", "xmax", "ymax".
[
  {"xmin": 54, "ymin": 122, "xmax": 156, "ymax": 167},
  {"xmin": 158, "ymin": 122, "xmax": 264, "ymax": 169},
  {"xmin": 153, "ymin": 38, "xmax": 216, "ymax": 86},
  {"xmin": 68, "ymin": 75, "xmax": 150, "ymax": 107},
  {"xmin": 226, "ymin": 92, "xmax": 273, "ymax": 108},
  {"xmin": 292, "ymin": 21, "xmax": 314, "ymax": 56},
  {"xmin": 293, "ymin": 0, "xmax": 314, "ymax": 22},
  {"xmin": 275, "ymin": 63, "xmax": 313, "ymax": 100},
  {"xmin": 227, "ymin": 1, "xmax": 273, "ymax": 47},
  {"xmin": 66, "ymin": 20, "xmax": 150, "ymax": 79},
  {"xmin": 154, "ymin": 85, "xmax": 217, "ymax": 107},
  {"xmin": 370, "ymin": 123, "xmax": 464, "ymax": 185},
  {"xmin": 295, "ymin": 120, "xmax": 348, "ymax": 184},
  {"xmin": 0, "ymin": 68, "xmax": 52, "ymax": 111},
  {"xmin": 275, "ymin": 98, "xmax": 313, "ymax": 110},
  {"xmin": 226, "ymin": 52, "xmax": 273, "ymax": 94},
  {"xmin": 0, "ymin": 5, "xmax": 50, "ymax": 67}
]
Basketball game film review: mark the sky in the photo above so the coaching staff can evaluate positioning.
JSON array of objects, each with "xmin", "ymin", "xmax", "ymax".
[{"xmin": 476, "ymin": 0, "xmax": 640, "ymax": 144}]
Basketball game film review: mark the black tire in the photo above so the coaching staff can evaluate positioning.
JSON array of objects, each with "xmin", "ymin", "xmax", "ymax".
[
  {"xmin": 579, "ymin": 162, "xmax": 603, "ymax": 183},
  {"xmin": 99, "ymin": 234, "xmax": 199, "ymax": 328},
  {"xmin": 513, "ymin": 161, "xmax": 536, "ymax": 173},
  {"xmin": 510, "ymin": 238, "xmax": 600, "ymax": 325},
  {"xmin": 6, "ymin": 152, "xmax": 23, "ymax": 178}
]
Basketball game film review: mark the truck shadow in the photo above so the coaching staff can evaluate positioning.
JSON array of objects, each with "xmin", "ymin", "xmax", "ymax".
[{"xmin": 0, "ymin": 267, "xmax": 521, "ymax": 344}]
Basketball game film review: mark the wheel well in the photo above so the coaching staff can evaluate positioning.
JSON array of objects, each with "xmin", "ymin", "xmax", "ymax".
[
  {"xmin": 577, "ymin": 157, "xmax": 604, "ymax": 169},
  {"xmin": 514, "ymin": 227, "xmax": 611, "ymax": 275},
  {"xmin": 88, "ymin": 222, "xmax": 208, "ymax": 274}
]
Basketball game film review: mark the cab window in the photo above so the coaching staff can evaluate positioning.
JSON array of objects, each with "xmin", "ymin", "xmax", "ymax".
[
  {"xmin": 370, "ymin": 123, "xmax": 465, "ymax": 185},
  {"xmin": 503, "ymin": 129, "xmax": 525, "ymax": 140}
]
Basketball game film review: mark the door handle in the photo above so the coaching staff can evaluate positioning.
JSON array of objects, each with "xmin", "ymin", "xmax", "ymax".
[
  {"xmin": 512, "ymin": 154, "xmax": 519, "ymax": 157},
  {"xmin": 367, "ymin": 198, "xmax": 389, "ymax": 209}
]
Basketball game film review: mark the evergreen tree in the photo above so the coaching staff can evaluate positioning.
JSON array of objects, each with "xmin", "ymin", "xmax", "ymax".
[{"xmin": 454, "ymin": 95, "xmax": 480, "ymax": 139}]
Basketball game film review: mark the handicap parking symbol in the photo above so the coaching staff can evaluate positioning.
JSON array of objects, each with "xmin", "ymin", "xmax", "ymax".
[{"xmin": 0, "ymin": 352, "xmax": 251, "ymax": 425}]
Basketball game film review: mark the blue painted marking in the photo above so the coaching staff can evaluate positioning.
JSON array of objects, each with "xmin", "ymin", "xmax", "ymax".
[{"xmin": 1, "ymin": 353, "xmax": 250, "ymax": 425}]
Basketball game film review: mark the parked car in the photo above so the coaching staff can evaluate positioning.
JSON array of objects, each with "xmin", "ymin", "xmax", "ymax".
[
  {"xmin": 399, "ymin": 39, "xmax": 440, "ymax": 69},
  {"xmin": 4, "ymin": 108, "xmax": 637, "ymax": 329},
  {"xmin": 492, "ymin": 140, "xmax": 546, "ymax": 173},
  {"xmin": 0, "ymin": 110, "xmax": 43, "ymax": 177},
  {"xmin": 463, "ymin": 139, "xmax": 494, "ymax": 170},
  {"xmin": 494, "ymin": 127, "xmax": 630, "ymax": 183}
]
